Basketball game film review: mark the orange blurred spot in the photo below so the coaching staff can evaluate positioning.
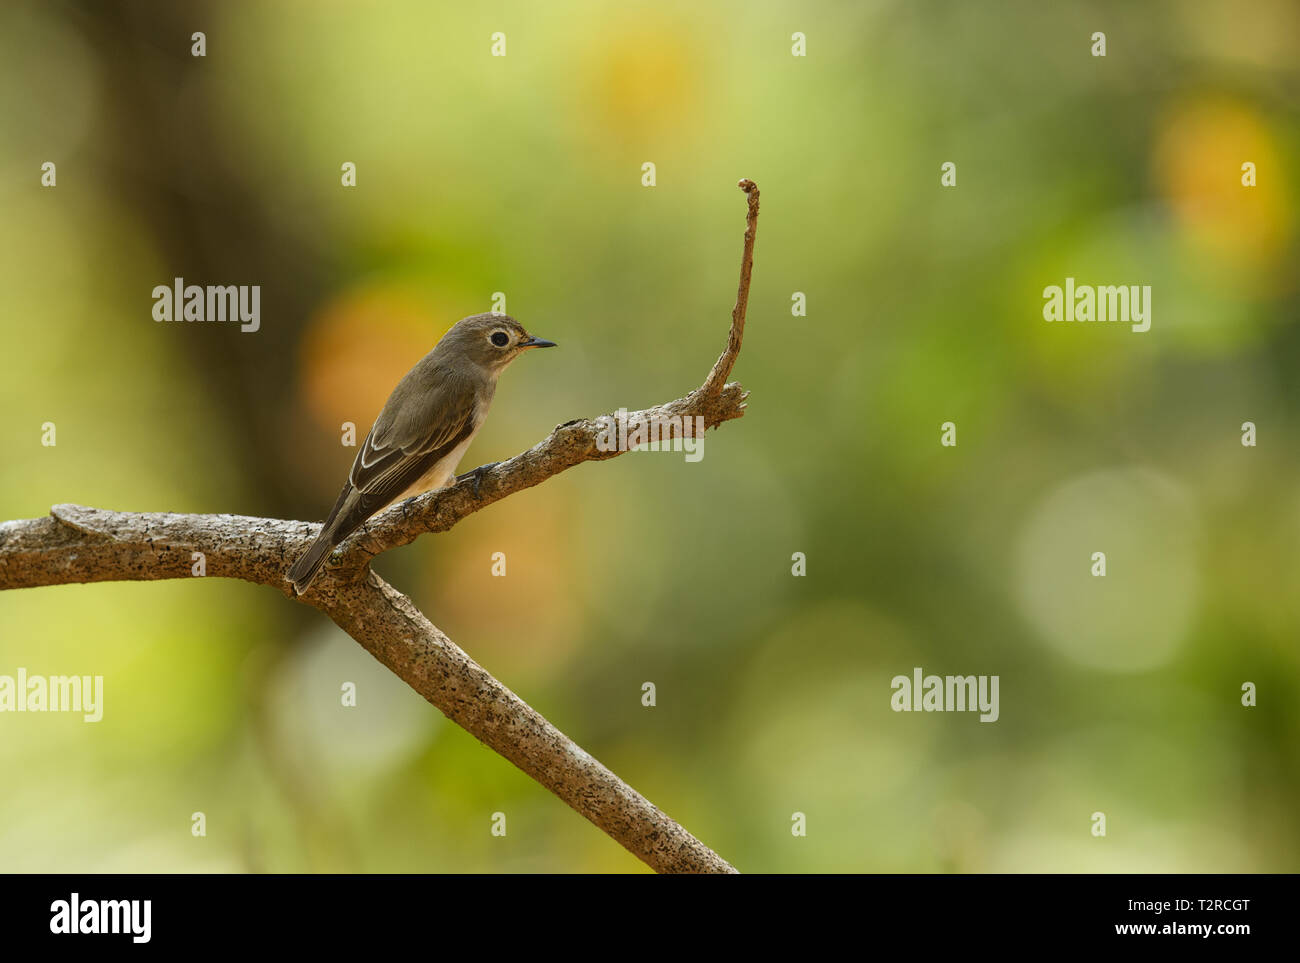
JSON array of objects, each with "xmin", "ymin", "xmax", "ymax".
[
  {"xmin": 429, "ymin": 495, "xmax": 581, "ymax": 678},
  {"xmin": 298, "ymin": 287, "xmax": 447, "ymax": 434}
]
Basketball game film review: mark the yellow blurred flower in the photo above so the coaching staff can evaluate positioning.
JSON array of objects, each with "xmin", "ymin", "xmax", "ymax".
[
  {"xmin": 575, "ymin": 19, "xmax": 703, "ymax": 151},
  {"xmin": 1152, "ymin": 97, "xmax": 1293, "ymax": 293}
]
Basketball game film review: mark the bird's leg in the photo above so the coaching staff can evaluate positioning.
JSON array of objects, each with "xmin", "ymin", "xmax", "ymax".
[
  {"xmin": 399, "ymin": 495, "xmax": 419, "ymax": 520},
  {"xmin": 456, "ymin": 462, "xmax": 500, "ymax": 499}
]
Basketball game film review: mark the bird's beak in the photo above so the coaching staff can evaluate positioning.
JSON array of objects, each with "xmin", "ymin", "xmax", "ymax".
[{"xmin": 520, "ymin": 335, "xmax": 557, "ymax": 349}]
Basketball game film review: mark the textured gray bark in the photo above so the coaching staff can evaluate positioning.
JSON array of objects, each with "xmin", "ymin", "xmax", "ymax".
[{"xmin": 0, "ymin": 179, "xmax": 760, "ymax": 875}]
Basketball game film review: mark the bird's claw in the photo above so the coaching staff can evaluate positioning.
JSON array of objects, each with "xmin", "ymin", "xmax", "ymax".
[{"xmin": 457, "ymin": 462, "xmax": 500, "ymax": 499}]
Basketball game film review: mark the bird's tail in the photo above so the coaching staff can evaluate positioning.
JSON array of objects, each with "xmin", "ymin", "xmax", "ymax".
[
  {"xmin": 287, "ymin": 526, "xmax": 338, "ymax": 595},
  {"xmin": 289, "ymin": 483, "xmax": 366, "ymax": 594}
]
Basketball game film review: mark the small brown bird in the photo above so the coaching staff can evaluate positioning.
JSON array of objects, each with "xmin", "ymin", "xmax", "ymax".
[{"xmin": 287, "ymin": 313, "xmax": 556, "ymax": 593}]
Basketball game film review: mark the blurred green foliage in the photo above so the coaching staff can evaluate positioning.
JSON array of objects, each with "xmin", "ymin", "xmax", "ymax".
[{"xmin": 1, "ymin": 0, "xmax": 1297, "ymax": 872}]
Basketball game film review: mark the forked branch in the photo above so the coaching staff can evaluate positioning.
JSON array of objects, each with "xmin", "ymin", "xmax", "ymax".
[{"xmin": 0, "ymin": 179, "xmax": 761, "ymax": 874}]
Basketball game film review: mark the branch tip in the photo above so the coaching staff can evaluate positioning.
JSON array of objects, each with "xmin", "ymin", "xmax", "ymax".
[{"xmin": 701, "ymin": 178, "xmax": 760, "ymax": 397}]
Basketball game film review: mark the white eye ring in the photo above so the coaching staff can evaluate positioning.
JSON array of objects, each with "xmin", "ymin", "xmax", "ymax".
[{"xmin": 490, "ymin": 330, "xmax": 510, "ymax": 347}]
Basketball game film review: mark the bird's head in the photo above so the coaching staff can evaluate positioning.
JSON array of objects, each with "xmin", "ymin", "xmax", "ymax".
[{"xmin": 440, "ymin": 313, "xmax": 557, "ymax": 374}]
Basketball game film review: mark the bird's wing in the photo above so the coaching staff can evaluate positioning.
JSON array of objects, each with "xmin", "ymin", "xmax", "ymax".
[{"xmin": 347, "ymin": 370, "xmax": 479, "ymax": 506}]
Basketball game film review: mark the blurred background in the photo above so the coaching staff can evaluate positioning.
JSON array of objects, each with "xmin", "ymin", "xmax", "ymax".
[{"xmin": 1, "ymin": 0, "xmax": 1298, "ymax": 872}]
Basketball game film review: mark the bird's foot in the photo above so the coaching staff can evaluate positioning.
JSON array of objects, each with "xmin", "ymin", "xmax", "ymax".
[
  {"xmin": 399, "ymin": 495, "xmax": 419, "ymax": 520},
  {"xmin": 457, "ymin": 462, "xmax": 500, "ymax": 499}
]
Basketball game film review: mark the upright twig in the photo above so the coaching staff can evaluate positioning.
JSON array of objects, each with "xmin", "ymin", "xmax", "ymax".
[{"xmin": 702, "ymin": 178, "xmax": 760, "ymax": 397}]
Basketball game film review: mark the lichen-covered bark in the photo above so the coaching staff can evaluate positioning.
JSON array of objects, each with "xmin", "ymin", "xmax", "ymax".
[{"xmin": 332, "ymin": 574, "xmax": 736, "ymax": 873}]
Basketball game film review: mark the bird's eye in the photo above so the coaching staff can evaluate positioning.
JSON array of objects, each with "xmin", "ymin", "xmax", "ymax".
[{"xmin": 490, "ymin": 331, "xmax": 510, "ymax": 347}]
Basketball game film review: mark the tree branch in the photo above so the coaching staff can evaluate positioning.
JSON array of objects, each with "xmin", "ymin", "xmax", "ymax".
[{"xmin": 0, "ymin": 178, "xmax": 760, "ymax": 874}]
